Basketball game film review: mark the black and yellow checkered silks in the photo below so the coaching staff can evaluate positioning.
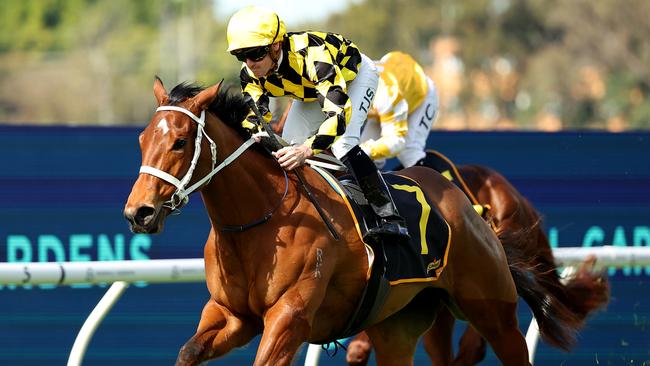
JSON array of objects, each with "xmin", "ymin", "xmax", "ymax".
[{"xmin": 240, "ymin": 31, "xmax": 362, "ymax": 153}]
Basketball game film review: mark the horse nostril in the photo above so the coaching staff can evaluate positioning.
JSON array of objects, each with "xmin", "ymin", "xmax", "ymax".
[{"xmin": 134, "ymin": 206, "xmax": 156, "ymax": 226}]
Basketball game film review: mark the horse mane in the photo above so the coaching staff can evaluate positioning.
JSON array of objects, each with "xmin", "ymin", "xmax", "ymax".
[
  {"xmin": 167, "ymin": 81, "xmax": 278, "ymax": 157},
  {"xmin": 168, "ymin": 81, "xmax": 252, "ymax": 140}
]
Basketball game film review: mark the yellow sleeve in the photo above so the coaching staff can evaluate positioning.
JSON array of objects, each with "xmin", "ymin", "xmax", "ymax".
[
  {"xmin": 303, "ymin": 47, "xmax": 352, "ymax": 154},
  {"xmin": 361, "ymin": 78, "xmax": 408, "ymax": 160},
  {"xmin": 240, "ymin": 65, "xmax": 272, "ymax": 134}
]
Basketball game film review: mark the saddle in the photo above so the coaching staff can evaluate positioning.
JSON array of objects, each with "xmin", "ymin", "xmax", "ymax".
[{"xmin": 310, "ymin": 165, "xmax": 451, "ymax": 342}]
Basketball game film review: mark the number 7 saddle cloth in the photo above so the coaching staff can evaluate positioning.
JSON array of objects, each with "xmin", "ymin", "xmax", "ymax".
[{"xmin": 310, "ymin": 165, "xmax": 452, "ymax": 341}]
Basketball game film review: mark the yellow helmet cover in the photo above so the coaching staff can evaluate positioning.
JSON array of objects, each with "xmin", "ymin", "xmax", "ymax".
[{"xmin": 227, "ymin": 6, "xmax": 287, "ymax": 52}]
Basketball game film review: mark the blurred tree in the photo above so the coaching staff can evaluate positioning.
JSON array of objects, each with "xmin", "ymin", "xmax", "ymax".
[
  {"xmin": 0, "ymin": 0, "xmax": 648, "ymax": 128},
  {"xmin": 0, "ymin": 0, "xmax": 241, "ymax": 125}
]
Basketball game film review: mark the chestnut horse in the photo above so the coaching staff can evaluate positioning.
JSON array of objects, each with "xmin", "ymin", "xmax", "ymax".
[
  {"xmin": 346, "ymin": 165, "xmax": 610, "ymax": 365},
  {"xmin": 124, "ymin": 79, "xmax": 563, "ymax": 365}
]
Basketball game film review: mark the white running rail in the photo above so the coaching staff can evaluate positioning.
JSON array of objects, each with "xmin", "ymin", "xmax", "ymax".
[
  {"xmin": 0, "ymin": 258, "xmax": 205, "ymax": 286},
  {"xmin": 0, "ymin": 259, "xmax": 204, "ymax": 366},
  {"xmin": 67, "ymin": 281, "xmax": 129, "ymax": 366},
  {"xmin": 1, "ymin": 246, "xmax": 649, "ymax": 365}
]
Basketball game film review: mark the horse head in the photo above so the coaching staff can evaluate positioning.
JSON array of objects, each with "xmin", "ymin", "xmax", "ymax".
[{"xmin": 124, "ymin": 77, "xmax": 222, "ymax": 233}]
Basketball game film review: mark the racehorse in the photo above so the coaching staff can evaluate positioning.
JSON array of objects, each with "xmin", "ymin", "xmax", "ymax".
[
  {"xmin": 346, "ymin": 165, "xmax": 610, "ymax": 365},
  {"xmin": 124, "ymin": 78, "xmax": 568, "ymax": 366}
]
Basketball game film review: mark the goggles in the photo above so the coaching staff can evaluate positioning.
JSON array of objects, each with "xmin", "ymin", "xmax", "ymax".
[{"xmin": 232, "ymin": 46, "xmax": 270, "ymax": 62}]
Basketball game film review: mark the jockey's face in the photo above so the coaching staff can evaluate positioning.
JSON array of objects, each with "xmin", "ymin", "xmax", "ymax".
[{"xmin": 242, "ymin": 42, "xmax": 281, "ymax": 78}]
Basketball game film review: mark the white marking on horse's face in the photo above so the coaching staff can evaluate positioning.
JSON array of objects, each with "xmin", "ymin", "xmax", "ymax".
[{"xmin": 157, "ymin": 118, "xmax": 170, "ymax": 135}]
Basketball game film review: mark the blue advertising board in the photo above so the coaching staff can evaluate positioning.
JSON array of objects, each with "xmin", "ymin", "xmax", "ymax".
[{"xmin": 0, "ymin": 126, "xmax": 648, "ymax": 365}]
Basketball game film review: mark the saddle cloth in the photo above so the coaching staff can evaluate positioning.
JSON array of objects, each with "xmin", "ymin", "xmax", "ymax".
[
  {"xmin": 311, "ymin": 166, "xmax": 451, "ymax": 283},
  {"xmin": 423, "ymin": 149, "xmax": 480, "ymax": 205},
  {"xmin": 309, "ymin": 165, "xmax": 453, "ymax": 342}
]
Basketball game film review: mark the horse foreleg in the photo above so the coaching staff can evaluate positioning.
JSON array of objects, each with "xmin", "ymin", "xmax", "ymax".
[
  {"xmin": 253, "ymin": 296, "xmax": 313, "ymax": 366},
  {"xmin": 176, "ymin": 299, "xmax": 259, "ymax": 366},
  {"xmin": 346, "ymin": 332, "xmax": 373, "ymax": 366},
  {"xmin": 422, "ymin": 305, "xmax": 454, "ymax": 366}
]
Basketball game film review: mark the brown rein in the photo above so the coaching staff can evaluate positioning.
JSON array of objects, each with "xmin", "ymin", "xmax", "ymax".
[{"xmin": 246, "ymin": 99, "xmax": 341, "ymax": 240}]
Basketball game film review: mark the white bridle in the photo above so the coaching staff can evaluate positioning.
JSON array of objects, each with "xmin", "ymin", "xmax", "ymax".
[{"xmin": 139, "ymin": 105, "xmax": 255, "ymax": 210}]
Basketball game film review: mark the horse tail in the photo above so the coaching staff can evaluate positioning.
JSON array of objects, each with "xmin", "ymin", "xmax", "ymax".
[
  {"xmin": 561, "ymin": 255, "xmax": 610, "ymax": 319},
  {"xmin": 458, "ymin": 165, "xmax": 609, "ymax": 351},
  {"xmin": 496, "ymin": 221, "xmax": 582, "ymax": 350}
]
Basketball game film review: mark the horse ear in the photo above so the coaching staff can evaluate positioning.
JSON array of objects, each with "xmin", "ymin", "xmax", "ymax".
[
  {"xmin": 153, "ymin": 76, "xmax": 168, "ymax": 106},
  {"xmin": 193, "ymin": 80, "xmax": 223, "ymax": 110}
]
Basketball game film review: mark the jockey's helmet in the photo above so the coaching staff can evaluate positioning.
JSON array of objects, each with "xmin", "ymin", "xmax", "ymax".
[{"xmin": 226, "ymin": 6, "xmax": 286, "ymax": 52}]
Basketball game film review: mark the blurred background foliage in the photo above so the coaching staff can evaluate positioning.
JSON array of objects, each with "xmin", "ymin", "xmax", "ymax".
[{"xmin": 0, "ymin": 0, "xmax": 649, "ymax": 130}]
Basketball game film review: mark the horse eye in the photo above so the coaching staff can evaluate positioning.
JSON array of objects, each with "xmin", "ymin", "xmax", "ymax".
[{"xmin": 172, "ymin": 138, "xmax": 187, "ymax": 150}]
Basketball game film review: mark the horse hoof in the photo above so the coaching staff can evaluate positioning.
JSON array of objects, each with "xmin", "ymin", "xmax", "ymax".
[
  {"xmin": 346, "ymin": 340, "xmax": 372, "ymax": 366},
  {"xmin": 175, "ymin": 341, "xmax": 204, "ymax": 366}
]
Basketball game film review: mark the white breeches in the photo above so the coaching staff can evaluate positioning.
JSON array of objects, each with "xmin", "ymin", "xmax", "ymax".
[{"xmin": 281, "ymin": 53, "xmax": 379, "ymax": 159}]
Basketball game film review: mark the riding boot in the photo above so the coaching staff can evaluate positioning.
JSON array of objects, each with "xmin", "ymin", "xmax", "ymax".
[{"xmin": 340, "ymin": 146, "xmax": 410, "ymax": 244}]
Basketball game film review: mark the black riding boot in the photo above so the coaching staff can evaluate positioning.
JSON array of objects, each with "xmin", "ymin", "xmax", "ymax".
[{"xmin": 341, "ymin": 146, "xmax": 410, "ymax": 244}]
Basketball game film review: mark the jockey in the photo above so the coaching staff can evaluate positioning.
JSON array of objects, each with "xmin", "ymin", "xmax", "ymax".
[
  {"xmin": 226, "ymin": 6, "xmax": 409, "ymax": 244},
  {"xmin": 360, "ymin": 51, "xmax": 439, "ymax": 170},
  {"xmin": 361, "ymin": 51, "xmax": 489, "ymax": 217}
]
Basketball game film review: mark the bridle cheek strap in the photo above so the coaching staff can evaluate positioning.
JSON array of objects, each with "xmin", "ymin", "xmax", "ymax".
[
  {"xmin": 138, "ymin": 106, "xmax": 208, "ymax": 209},
  {"xmin": 139, "ymin": 105, "xmax": 256, "ymax": 211}
]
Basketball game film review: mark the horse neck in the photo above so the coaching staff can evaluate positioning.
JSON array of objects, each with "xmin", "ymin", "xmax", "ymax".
[{"xmin": 200, "ymin": 114, "xmax": 287, "ymax": 230}]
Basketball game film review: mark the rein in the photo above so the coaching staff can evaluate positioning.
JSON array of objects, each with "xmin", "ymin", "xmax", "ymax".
[
  {"xmin": 247, "ymin": 100, "xmax": 341, "ymax": 240},
  {"xmin": 139, "ymin": 106, "xmax": 288, "ymax": 233},
  {"xmin": 221, "ymin": 166, "xmax": 289, "ymax": 232}
]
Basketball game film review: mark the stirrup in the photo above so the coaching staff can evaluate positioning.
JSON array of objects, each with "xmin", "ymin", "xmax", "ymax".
[{"xmin": 364, "ymin": 219, "xmax": 410, "ymax": 244}]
